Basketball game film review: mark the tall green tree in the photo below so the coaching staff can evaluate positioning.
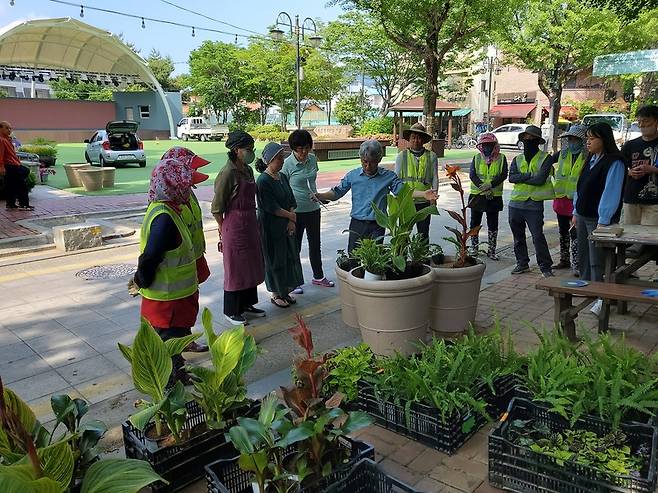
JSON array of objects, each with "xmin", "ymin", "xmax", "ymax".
[
  {"xmin": 301, "ymin": 50, "xmax": 346, "ymax": 124},
  {"xmin": 146, "ymin": 49, "xmax": 178, "ymax": 90},
  {"xmin": 332, "ymin": 0, "xmax": 515, "ymax": 133},
  {"xmin": 50, "ymin": 79, "xmax": 114, "ymax": 101},
  {"xmin": 499, "ymin": 0, "xmax": 656, "ymax": 150},
  {"xmin": 188, "ymin": 40, "xmax": 246, "ymax": 123},
  {"xmin": 324, "ymin": 12, "xmax": 422, "ymax": 115}
]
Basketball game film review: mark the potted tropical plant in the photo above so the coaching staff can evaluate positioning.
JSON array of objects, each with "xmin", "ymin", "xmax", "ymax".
[
  {"xmin": 351, "ymin": 239, "xmax": 389, "ymax": 281},
  {"xmin": 347, "ymin": 184, "xmax": 438, "ymax": 355},
  {"xmin": 19, "ymin": 138, "xmax": 58, "ymax": 167},
  {"xmin": 0, "ymin": 377, "xmax": 164, "ymax": 493},
  {"xmin": 430, "ymin": 165, "xmax": 486, "ymax": 335},
  {"xmin": 335, "ymin": 249, "xmax": 360, "ymax": 328}
]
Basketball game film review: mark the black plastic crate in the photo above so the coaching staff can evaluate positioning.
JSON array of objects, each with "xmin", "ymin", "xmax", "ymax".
[
  {"xmin": 122, "ymin": 400, "xmax": 257, "ymax": 492},
  {"xmin": 356, "ymin": 374, "xmax": 515, "ymax": 455},
  {"xmin": 323, "ymin": 458, "xmax": 422, "ymax": 493},
  {"xmin": 489, "ymin": 397, "xmax": 658, "ymax": 493},
  {"xmin": 205, "ymin": 437, "xmax": 374, "ymax": 493}
]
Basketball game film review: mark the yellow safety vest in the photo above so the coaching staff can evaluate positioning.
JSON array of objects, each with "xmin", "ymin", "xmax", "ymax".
[
  {"xmin": 470, "ymin": 154, "xmax": 504, "ymax": 197},
  {"xmin": 553, "ymin": 150, "xmax": 585, "ymax": 199},
  {"xmin": 398, "ymin": 149, "xmax": 435, "ymax": 200},
  {"xmin": 181, "ymin": 193, "xmax": 206, "ymax": 260},
  {"xmin": 139, "ymin": 202, "xmax": 198, "ymax": 301},
  {"xmin": 510, "ymin": 151, "xmax": 554, "ymax": 202}
]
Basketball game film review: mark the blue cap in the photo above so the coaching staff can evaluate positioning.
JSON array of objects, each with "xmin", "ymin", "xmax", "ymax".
[{"xmin": 262, "ymin": 142, "xmax": 284, "ymax": 164}]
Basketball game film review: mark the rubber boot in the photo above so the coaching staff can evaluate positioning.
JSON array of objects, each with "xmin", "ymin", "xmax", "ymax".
[
  {"xmin": 571, "ymin": 237, "xmax": 580, "ymax": 277},
  {"xmin": 470, "ymin": 235, "xmax": 480, "ymax": 256},
  {"xmin": 554, "ymin": 233, "xmax": 571, "ymax": 269},
  {"xmin": 487, "ymin": 230, "xmax": 499, "ymax": 260}
]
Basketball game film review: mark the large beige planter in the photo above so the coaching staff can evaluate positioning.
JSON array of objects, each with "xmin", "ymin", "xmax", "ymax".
[
  {"xmin": 430, "ymin": 256, "xmax": 486, "ymax": 336},
  {"xmin": 77, "ymin": 169, "xmax": 103, "ymax": 192},
  {"xmin": 64, "ymin": 163, "xmax": 91, "ymax": 188},
  {"xmin": 348, "ymin": 265, "xmax": 434, "ymax": 356},
  {"xmin": 335, "ymin": 263, "xmax": 358, "ymax": 328},
  {"xmin": 101, "ymin": 167, "xmax": 116, "ymax": 188}
]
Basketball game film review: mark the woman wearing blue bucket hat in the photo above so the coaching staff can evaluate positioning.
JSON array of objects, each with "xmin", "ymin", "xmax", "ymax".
[{"xmin": 256, "ymin": 142, "xmax": 304, "ymax": 308}]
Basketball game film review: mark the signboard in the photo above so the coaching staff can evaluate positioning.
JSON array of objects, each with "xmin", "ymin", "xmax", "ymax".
[
  {"xmin": 497, "ymin": 91, "xmax": 536, "ymax": 104},
  {"xmin": 593, "ymin": 49, "xmax": 658, "ymax": 77}
]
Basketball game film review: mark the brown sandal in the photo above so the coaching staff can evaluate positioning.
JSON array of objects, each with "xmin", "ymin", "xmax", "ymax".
[{"xmin": 270, "ymin": 296, "xmax": 290, "ymax": 308}]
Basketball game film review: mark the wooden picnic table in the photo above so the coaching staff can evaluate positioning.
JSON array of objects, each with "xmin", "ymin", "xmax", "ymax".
[{"xmin": 591, "ymin": 224, "xmax": 658, "ymax": 325}]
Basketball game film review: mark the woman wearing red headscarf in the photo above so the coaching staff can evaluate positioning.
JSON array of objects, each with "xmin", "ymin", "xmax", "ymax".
[
  {"xmin": 130, "ymin": 152, "xmax": 209, "ymax": 383},
  {"xmin": 467, "ymin": 133, "xmax": 509, "ymax": 260}
]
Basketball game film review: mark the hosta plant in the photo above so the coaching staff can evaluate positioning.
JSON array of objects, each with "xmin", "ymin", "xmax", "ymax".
[
  {"xmin": 0, "ymin": 377, "xmax": 164, "ymax": 492},
  {"xmin": 186, "ymin": 308, "xmax": 257, "ymax": 429},
  {"xmin": 118, "ymin": 319, "xmax": 201, "ymax": 444}
]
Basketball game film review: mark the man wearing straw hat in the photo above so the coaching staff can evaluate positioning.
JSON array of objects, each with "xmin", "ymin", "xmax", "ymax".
[{"xmin": 395, "ymin": 122, "xmax": 439, "ymax": 241}]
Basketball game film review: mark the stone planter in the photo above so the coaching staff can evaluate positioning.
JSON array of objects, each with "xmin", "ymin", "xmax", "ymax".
[
  {"xmin": 101, "ymin": 167, "xmax": 116, "ymax": 188},
  {"xmin": 430, "ymin": 256, "xmax": 486, "ymax": 336},
  {"xmin": 347, "ymin": 265, "xmax": 434, "ymax": 356},
  {"xmin": 335, "ymin": 263, "xmax": 359, "ymax": 328},
  {"xmin": 64, "ymin": 163, "xmax": 92, "ymax": 188},
  {"xmin": 77, "ymin": 169, "xmax": 103, "ymax": 192}
]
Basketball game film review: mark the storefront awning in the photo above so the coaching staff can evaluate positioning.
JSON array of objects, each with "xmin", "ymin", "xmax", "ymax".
[
  {"xmin": 489, "ymin": 103, "xmax": 536, "ymax": 119},
  {"xmin": 541, "ymin": 104, "xmax": 578, "ymax": 120},
  {"xmin": 593, "ymin": 49, "xmax": 658, "ymax": 76},
  {"xmin": 452, "ymin": 108, "xmax": 472, "ymax": 117}
]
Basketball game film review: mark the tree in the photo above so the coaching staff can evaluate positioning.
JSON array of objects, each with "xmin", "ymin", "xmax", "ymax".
[
  {"xmin": 301, "ymin": 50, "xmax": 347, "ymax": 124},
  {"xmin": 335, "ymin": 93, "xmax": 369, "ymax": 128},
  {"xmin": 188, "ymin": 40, "xmax": 246, "ymax": 123},
  {"xmin": 499, "ymin": 0, "xmax": 655, "ymax": 150},
  {"xmin": 324, "ymin": 12, "xmax": 422, "ymax": 115},
  {"xmin": 581, "ymin": 0, "xmax": 658, "ymax": 21},
  {"xmin": 50, "ymin": 79, "xmax": 114, "ymax": 101},
  {"xmin": 333, "ymin": 0, "xmax": 515, "ymax": 133},
  {"xmin": 146, "ymin": 49, "xmax": 177, "ymax": 90}
]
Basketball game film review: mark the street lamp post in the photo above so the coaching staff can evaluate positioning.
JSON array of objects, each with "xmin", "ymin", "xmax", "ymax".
[
  {"xmin": 270, "ymin": 12, "xmax": 321, "ymax": 130},
  {"xmin": 481, "ymin": 55, "xmax": 501, "ymax": 131}
]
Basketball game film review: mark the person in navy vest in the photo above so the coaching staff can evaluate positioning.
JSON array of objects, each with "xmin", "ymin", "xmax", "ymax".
[{"xmin": 571, "ymin": 122, "xmax": 625, "ymax": 314}]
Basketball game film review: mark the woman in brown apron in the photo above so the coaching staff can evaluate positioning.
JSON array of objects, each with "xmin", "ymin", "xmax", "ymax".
[{"xmin": 211, "ymin": 131, "xmax": 265, "ymax": 325}]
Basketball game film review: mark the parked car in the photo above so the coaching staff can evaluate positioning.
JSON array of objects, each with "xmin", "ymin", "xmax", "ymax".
[
  {"xmin": 581, "ymin": 113, "xmax": 629, "ymax": 145},
  {"xmin": 626, "ymin": 121, "xmax": 642, "ymax": 142},
  {"xmin": 490, "ymin": 124, "xmax": 529, "ymax": 149},
  {"xmin": 84, "ymin": 121, "xmax": 146, "ymax": 167},
  {"xmin": 177, "ymin": 117, "xmax": 229, "ymax": 141}
]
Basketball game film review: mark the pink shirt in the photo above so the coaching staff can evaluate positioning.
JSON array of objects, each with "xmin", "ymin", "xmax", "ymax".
[{"xmin": 553, "ymin": 197, "xmax": 573, "ymax": 216}]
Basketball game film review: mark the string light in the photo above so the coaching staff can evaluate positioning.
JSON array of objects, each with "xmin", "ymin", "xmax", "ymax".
[
  {"xmin": 10, "ymin": 0, "xmax": 15, "ymax": 7},
  {"xmin": 234, "ymin": 34, "xmax": 238, "ymax": 44},
  {"xmin": 191, "ymin": 26, "xmax": 195, "ymax": 37},
  {"xmin": 79, "ymin": 5, "xmax": 84, "ymax": 17},
  {"xmin": 141, "ymin": 17, "xmax": 145, "ymax": 29}
]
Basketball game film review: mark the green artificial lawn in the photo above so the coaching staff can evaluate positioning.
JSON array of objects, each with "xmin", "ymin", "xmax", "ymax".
[{"xmin": 46, "ymin": 141, "xmax": 476, "ymax": 196}]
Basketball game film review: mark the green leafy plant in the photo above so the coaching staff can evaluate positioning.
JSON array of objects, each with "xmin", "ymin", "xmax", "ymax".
[
  {"xmin": 509, "ymin": 418, "xmax": 648, "ymax": 478},
  {"xmin": 0, "ymin": 377, "xmax": 164, "ymax": 492},
  {"xmin": 118, "ymin": 320, "xmax": 201, "ymax": 444},
  {"xmin": 372, "ymin": 184, "xmax": 438, "ymax": 272},
  {"xmin": 351, "ymin": 238, "xmax": 390, "ymax": 276},
  {"xmin": 18, "ymin": 144, "xmax": 58, "ymax": 157},
  {"xmin": 325, "ymin": 344, "xmax": 374, "ymax": 402},
  {"xmin": 28, "ymin": 137, "xmax": 58, "ymax": 147},
  {"xmin": 443, "ymin": 165, "xmax": 480, "ymax": 268},
  {"xmin": 186, "ymin": 308, "xmax": 257, "ymax": 429},
  {"xmin": 335, "ymin": 249, "xmax": 359, "ymax": 272}
]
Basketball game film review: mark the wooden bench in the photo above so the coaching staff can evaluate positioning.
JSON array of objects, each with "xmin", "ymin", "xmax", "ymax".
[{"xmin": 536, "ymin": 277, "xmax": 658, "ymax": 341}]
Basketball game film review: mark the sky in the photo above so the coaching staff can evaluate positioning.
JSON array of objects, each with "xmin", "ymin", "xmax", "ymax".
[{"xmin": 1, "ymin": 0, "xmax": 345, "ymax": 74}]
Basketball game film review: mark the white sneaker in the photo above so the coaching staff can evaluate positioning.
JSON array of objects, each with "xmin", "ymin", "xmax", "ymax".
[{"xmin": 590, "ymin": 299, "xmax": 603, "ymax": 316}]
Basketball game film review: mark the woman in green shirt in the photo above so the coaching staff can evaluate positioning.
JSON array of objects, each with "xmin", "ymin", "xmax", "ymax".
[
  {"xmin": 281, "ymin": 130, "xmax": 334, "ymax": 294},
  {"xmin": 256, "ymin": 142, "xmax": 304, "ymax": 308}
]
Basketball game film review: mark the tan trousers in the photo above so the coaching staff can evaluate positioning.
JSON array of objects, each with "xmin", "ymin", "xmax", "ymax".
[{"xmin": 623, "ymin": 203, "xmax": 658, "ymax": 226}]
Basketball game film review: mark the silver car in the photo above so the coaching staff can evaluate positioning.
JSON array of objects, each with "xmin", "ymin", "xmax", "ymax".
[{"xmin": 84, "ymin": 121, "xmax": 146, "ymax": 167}]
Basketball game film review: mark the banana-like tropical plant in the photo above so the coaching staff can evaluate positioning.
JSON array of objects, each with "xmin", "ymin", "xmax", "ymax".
[
  {"xmin": 186, "ymin": 308, "xmax": 258, "ymax": 429},
  {"xmin": 0, "ymin": 377, "xmax": 164, "ymax": 493},
  {"xmin": 118, "ymin": 319, "xmax": 201, "ymax": 443},
  {"xmin": 372, "ymin": 184, "xmax": 438, "ymax": 272}
]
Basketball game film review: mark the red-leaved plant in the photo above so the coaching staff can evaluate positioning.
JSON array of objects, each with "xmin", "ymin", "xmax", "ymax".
[{"xmin": 444, "ymin": 165, "xmax": 480, "ymax": 268}]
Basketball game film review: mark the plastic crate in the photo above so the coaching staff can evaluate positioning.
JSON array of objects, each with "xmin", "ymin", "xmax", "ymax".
[
  {"xmin": 356, "ymin": 374, "xmax": 515, "ymax": 455},
  {"xmin": 122, "ymin": 400, "xmax": 257, "ymax": 492},
  {"xmin": 323, "ymin": 458, "xmax": 422, "ymax": 493},
  {"xmin": 488, "ymin": 397, "xmax": 658, "ymax": 493},
  {"xmin": 205, "ymin": 437, "xmax": 374, "ymax": 493}
]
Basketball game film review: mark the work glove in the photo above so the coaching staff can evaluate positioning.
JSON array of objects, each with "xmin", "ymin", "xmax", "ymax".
[
  {"xmin": 479, "ymin": 182, "xmax": 492, "ymax": 192},
  {"xmin": 127, "ymin": 278, "xmax": 140, "ymax": 297}
]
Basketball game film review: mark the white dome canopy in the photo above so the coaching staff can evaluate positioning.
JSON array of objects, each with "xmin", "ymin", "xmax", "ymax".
[{"xmin": 0, "ymin": 17, "xmax": 175, "ymax": 137}]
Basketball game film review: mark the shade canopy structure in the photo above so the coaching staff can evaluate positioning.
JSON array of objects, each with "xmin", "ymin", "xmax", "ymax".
[
  {"xmin": 390, "ymin": 97, "xmax": 459, "ymax": 149},
  {"xmin": 593, "ymin": 49, "xmax": 658, "ymax": 77},
  {"xmin": 0, "ymin": 17, "xmax": 176, "ymax": 137}
]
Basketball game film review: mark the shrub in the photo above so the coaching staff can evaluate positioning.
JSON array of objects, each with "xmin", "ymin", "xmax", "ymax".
[
  {"xmin": 358, "ymin": 117, "xmax": 394, "ymax": 136},
  {"xmin": 249, "ymin": 124, "xmax": 289, "ymax": 142},
  {"xmin": 28, "ymin": 137, "xmax": 58, "ymax": 147},
  {"xmin": 18, "ymin": 144, "xmax": 58, "ymax": 157}
]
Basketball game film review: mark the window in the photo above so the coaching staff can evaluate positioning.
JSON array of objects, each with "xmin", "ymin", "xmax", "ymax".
[
  {"xmin": 493, "ymin": 126, "xmax": 507, "ymax": 133},
  {"xmin": 138, "ymin": 105, "xmax": 150, "ymax": 119},
  {"xmin": 0, "ymin": 85, "xmax": 16, "ymax": 97},
  {"xmin": 480, "ymin": 80, "xmax": 487, "ymax": 93},
  {"xmin": 565, "ymin": 76, "xmax": 577, "ymax": 89},
  {"xmin": 125, "ymin": 107, "xmax": 135, "ymax": 120}
]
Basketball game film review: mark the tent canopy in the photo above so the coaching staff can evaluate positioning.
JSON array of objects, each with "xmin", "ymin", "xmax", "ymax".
[{"xmin": 0, "ymin": 17, "xmax": 175, "ymax": 137}]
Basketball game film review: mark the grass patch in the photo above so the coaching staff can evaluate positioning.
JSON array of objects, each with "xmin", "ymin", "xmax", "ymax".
[{"xmin": 47, "ymin": 141, "xmax": 476, "ymax": 196}]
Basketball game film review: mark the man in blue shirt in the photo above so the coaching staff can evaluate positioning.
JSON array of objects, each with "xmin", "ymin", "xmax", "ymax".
[{"xmin": 314, "ymin": 140, "xmax": 438, "ymax": 252}]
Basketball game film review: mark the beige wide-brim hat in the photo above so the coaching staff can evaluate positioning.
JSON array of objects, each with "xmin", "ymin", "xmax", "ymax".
[{"xmin": 403, "ymin": 122, "xmax": 432, "ymax": 144}]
